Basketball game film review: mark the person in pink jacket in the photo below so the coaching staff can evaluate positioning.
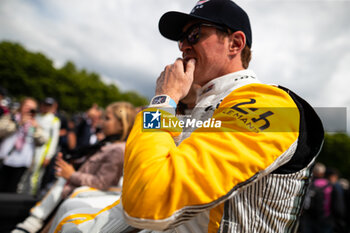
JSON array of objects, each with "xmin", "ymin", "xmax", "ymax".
[{"xmin": 12, "ymin": 101, "xmax": 137, "ymax": 233}]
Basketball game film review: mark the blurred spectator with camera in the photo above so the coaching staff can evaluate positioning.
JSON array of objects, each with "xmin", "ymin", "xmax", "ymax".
[
  {"xmin": 0, "ymin": 97, "xmax": 47, "ymax": 193},
  {"xmin": 18, "ymin": 97, "xmax": 61, "ymax": 196}
]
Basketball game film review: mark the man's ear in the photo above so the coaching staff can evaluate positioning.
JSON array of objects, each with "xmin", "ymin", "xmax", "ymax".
[{"xmin": 228, "ymin": 31, "xmax": 246, "ymax": 55}]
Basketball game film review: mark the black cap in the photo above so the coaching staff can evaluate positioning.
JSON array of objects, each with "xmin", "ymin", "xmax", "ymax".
[
  {"xmin": 43, "ymin": 97, "xmax": 56, "ymax": 105},
  {"xmin": 159, "ymin": 0, "xmax": 252, "ymax": 48}
]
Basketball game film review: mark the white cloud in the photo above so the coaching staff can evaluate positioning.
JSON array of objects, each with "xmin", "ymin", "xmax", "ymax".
[
  {"xmin": 325, "ymin": 53, "xmax": 350, "ymax": 105},
  {"xmin": 1, "ymin": 0, "xmax": 349, "ymax": 132}
]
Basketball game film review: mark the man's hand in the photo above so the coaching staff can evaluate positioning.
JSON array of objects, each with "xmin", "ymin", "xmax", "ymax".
[
  {"xmin": 155, "ymin": 58, "xmax": 196, "ymax": 104},
  {"xmin": 55, "ymin": 152, "xmax": 75, "ymax": 180}
]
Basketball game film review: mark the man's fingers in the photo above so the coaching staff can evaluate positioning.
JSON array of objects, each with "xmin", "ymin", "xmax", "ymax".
[
  {"xmin": 174, "ymin": 58, "xmax": 185, "ymax": 72},
  {"xmin": 185, "ymin": 59, "xmax": 196, "ymax": 77},
  {"xmin": 155, "ymin": 58, "xmax": 194, "ymax": 100}
]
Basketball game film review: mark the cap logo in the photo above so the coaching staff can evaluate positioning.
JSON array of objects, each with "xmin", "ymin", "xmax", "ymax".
[
  {"xmin": 191, "ymin": 0, "xmax": 210, "ymax": 13},
  {"xmin": 197, "ymin": 0, "xmax": 210, "ymax": 4}
]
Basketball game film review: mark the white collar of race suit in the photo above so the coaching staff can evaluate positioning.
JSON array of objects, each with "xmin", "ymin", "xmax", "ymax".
[
  {"xmin": 177, "ymin": 70, "xmax": 261, "ymax": 142},
  {"xmin": 196, "ymin": 69, "xmax": 260, "ymax": 104}
]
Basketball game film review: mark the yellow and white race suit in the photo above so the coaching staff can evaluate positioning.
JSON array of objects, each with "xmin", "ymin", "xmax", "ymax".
[{"xmin": 53, "ymin": 69, "xmax": 324, "ymax": 233}]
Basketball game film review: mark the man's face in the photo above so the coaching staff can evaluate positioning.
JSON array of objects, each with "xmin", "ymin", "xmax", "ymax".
[
  {"xmin": 87, "ymin": 108, "xmax": 102, "ymax": 126},
  {"xmin": 40, "ymin": 103, "xmax": 54, "ymax": 114},
  {"xmin": 179, "ymin": 21, "xmax": 230, "ymax": 86}
]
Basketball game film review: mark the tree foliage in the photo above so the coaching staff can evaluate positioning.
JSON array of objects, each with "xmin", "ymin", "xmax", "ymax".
[
  {"xmin": 318, "ymin": 133, "xmax": 350, "ymax": 180},
  {"xmin": 0, "ymin": 41, "xmax": 148, "ymax": 112}
]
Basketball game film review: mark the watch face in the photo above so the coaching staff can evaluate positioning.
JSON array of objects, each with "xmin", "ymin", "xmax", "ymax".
[{"xmin": 152, "ymin": 96, "xmax": 167, "ymax": 105}]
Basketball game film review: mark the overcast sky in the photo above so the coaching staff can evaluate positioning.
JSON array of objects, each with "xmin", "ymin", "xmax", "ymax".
[{"xmin": 1, "ymin": 0, "xmax": 349, "ymax": 133}]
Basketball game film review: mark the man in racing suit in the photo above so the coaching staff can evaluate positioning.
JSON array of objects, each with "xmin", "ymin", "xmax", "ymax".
[{"xmin": 53, "ymin": 0, "xmax": 324, "ymax": 232}]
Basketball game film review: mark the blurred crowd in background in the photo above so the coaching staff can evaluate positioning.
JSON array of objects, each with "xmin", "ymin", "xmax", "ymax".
[
  {"xmin": 0, "ymin": 85, "xmax": 111, "ymax": 197},
  {"xmin": 299, "ymin": 162, "xmax": 350, "ymax": 233},
  {"xmin": 0, "ymin": 85, "xmax": 142, "ymax": 232},
  {"xmin": 1, "ymin": 85, "xmax": 350, "ymax": 233}
]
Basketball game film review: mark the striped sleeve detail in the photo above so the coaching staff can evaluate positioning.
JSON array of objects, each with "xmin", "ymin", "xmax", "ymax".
[{"xmin": 219, "ymin": 160, "xmax": 313, "ymax": 233}]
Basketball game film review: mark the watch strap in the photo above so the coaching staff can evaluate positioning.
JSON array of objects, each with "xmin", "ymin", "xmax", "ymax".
[{"xmin": 150, "ymin": 95, "xmax": 177, "ymax": 109}]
